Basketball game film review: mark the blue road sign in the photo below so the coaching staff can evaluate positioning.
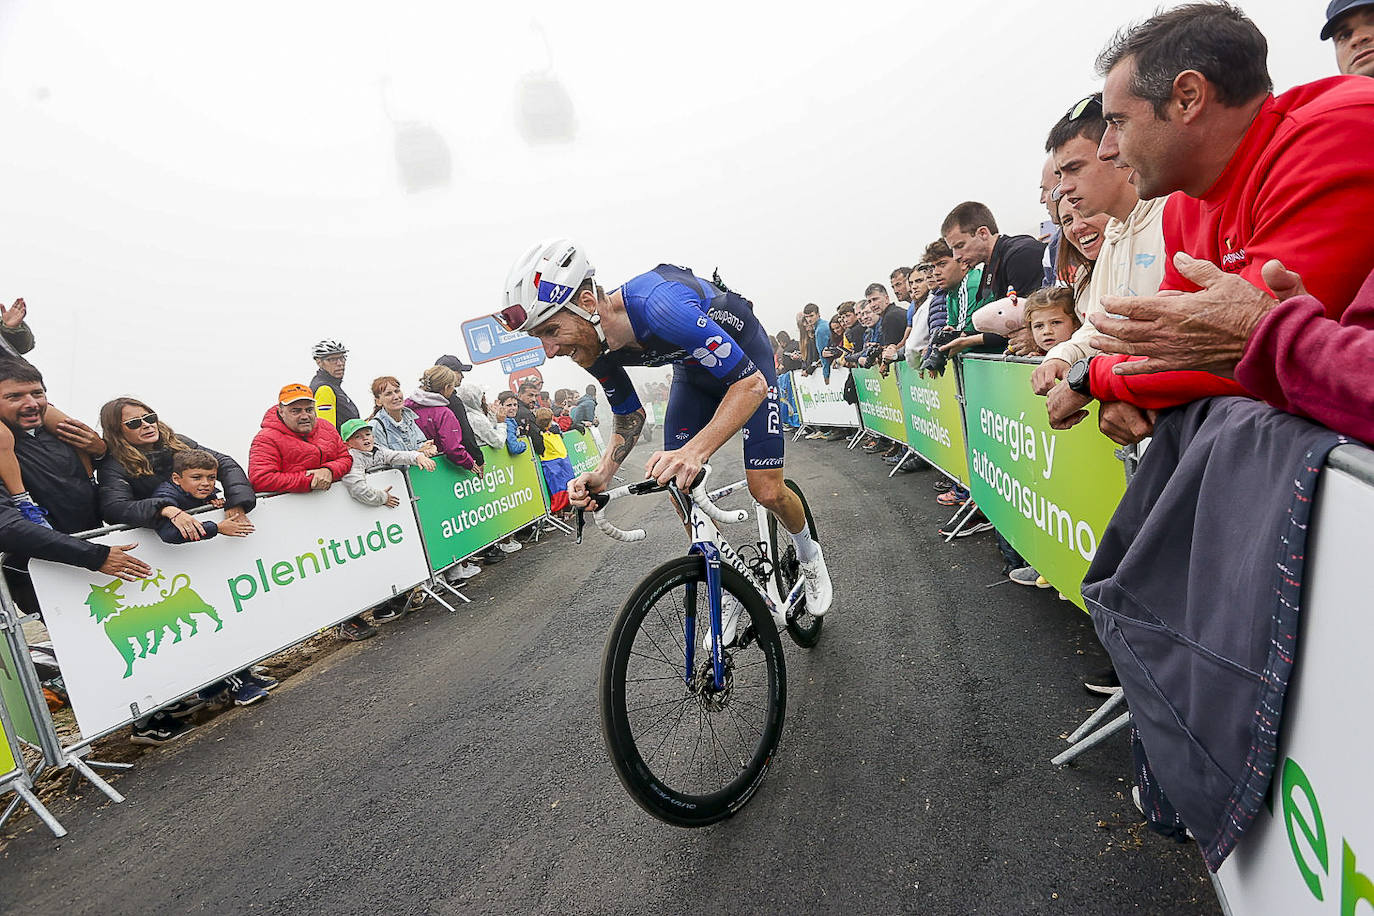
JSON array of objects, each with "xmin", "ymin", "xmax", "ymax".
[
  {"xmin": 461, "ymin": 316, "xmax": 540, "ymax": 365},
  {"xmin": 500, "ymin": 349, "xmax": 546, "ymax": 374}
]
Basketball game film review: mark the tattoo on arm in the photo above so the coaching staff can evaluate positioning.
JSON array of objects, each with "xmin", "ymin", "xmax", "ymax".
[{"xmin": 611, "ymin": 409, "xmax": 645, "ymax": 463}]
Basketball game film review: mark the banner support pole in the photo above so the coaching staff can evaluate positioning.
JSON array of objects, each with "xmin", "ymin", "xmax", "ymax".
[{"xmin": 0, "ymin": 567, "xmax": 128, "ymax": 805}]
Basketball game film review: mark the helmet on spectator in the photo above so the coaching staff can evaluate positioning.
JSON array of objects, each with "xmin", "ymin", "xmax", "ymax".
[
  {"xmin": 312, "ymin": 339, "xmax": 348, "ymax": 359},
  {"xmin": 498, "ymin": 239, "xmax": 603, "ymax": 347}
]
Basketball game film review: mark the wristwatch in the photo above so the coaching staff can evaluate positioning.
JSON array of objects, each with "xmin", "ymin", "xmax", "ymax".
[{"xmin": 1066, "ymin": 357, "xmax": 1094, "ymax": 396}]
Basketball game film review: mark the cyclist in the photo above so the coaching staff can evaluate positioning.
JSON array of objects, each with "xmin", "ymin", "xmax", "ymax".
[{"xmin": 497, "ymin": 238, "xmax": 833, "ymax": 616}]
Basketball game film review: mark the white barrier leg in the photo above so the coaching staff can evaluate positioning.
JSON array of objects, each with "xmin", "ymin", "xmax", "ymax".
[
  {"xmin": 887, "ymin": 447, "xmax": 916, "ymax": 479},
  {"xmin": 1064, "ymin": 688, "xmax": 1127, "ymax": 743},
  {"xmin": 1, "ymin": 781, "xmax": 67, "ymax": 838},
  {"xmin": 941, "ymin": 499, "xmax": 979, "ymax": 543},
  {"xmin": 1051, "ymin": 711, "xmax": 1132, "ymax": 766}
]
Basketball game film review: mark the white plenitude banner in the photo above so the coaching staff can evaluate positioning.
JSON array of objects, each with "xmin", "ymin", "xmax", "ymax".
[
  {"xmin": 29, "ymin": 470, "xmax": 431, "ymax": 739},
  {"xmin": 1215, "ymin": 459, "xmax": 1374, "ymax": 914},
  {"xmin": 791, "ymin": 368, "xmax": 861, "ymax": 428}
]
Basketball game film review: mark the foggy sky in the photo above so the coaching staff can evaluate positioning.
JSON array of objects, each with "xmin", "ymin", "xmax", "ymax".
[{"xmin": 0, "ymin": 1, "xmax": 1337, "ymax": 453}]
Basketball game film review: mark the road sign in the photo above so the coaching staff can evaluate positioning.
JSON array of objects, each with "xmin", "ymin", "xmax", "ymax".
[
  {"xmin": 508, "ymin": 367, "xmax": 543, "ymax": 392},
  {"xmin": 500, "ymin": 348, "xmax": 546, "ymax": 374},
  {"xmin": 461, "ymin": 316, "xmax": 540, "ymax": 365}
]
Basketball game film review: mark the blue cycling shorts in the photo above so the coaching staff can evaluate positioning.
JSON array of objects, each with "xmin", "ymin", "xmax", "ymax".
[{"xmin": 662, "ymin": 333, "xmax": 784, "ymax": 471}]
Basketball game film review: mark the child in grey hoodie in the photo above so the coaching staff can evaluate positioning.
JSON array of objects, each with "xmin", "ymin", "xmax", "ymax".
[{"xmin": 339, "ymin": 418, "xmax": 435, "ymax": 507}]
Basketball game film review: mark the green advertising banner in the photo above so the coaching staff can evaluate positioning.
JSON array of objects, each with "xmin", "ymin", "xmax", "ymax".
[
  {"xmin": 408, "ymin": 444, "xmax": 548, "ymax": 570},
  {"xmin": 852, "ymin": 367, "xmax": 908, "ymax": 444},
  {"xmin": 563, "ymin": 428, "xmax": 602, "ymax": 477},
  {"xmin": 0, "ymin": 697, "xmax": 17, "ymax": 776},
  {"xmin": 895, "ymin": 361, "xmax": 970, "ymax": 485},
  {"xmin": 959, "ymin": 357, "xmax": 1127, "ymax": 608},
  {"xmin": 0, "ymin": 634, "xmax": 40, "ymax": 747}
]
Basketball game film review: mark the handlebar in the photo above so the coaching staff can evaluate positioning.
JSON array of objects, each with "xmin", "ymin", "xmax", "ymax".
[{"xmin": 574, "ymin": 465, "xmax": 749, "ymax": 544}]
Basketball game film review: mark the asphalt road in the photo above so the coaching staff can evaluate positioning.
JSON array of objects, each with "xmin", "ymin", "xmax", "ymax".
[{"xmin": 0, "ymin": 433, "xmax": 1221, "ymax": 915}]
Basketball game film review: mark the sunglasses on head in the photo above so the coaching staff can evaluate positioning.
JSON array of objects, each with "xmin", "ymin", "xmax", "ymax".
[
  {"xmin": 1065, "ymin": 94, "xmax": 1103, "ymax": 122},
  {"xmin": 123, "ymin": 412, "xmax": 158, "ymax": 430}
]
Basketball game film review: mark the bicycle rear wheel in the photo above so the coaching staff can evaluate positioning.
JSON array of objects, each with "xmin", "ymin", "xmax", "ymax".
[
  {"xmin": 767, "ymin": 478, "xmax": 824, "ymax": 648},
  {"xmin": 600, "ymin": 555, "xmax": 786, "ymax": 827}
]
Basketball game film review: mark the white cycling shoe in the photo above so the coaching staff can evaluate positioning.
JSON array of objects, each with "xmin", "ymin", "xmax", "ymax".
[
  {"xmin": 701, "ymin": 593, "xmax": 745, "ymax": 653},
  {"xmin": 798, "ymin": 546, "xmax": 833, "ymax": 616}
]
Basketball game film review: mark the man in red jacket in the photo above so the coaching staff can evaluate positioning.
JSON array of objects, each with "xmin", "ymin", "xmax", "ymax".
[
  {"xmin": 248, "ymin": 384, "xmax": 353, "ymax": 494},
  {"xmin": 248, "ymin": 384, "xmax": 373, "ymax": 641},
  {"xmin": 1045, "ymin": 3, "xmax": 1374, "ymax": 443}
]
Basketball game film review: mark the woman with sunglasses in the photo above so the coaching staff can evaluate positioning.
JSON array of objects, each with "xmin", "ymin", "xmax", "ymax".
[
  {"xmin": 97, "ymin": 397, "xmax": 257, "ymax": 541},
  {"xmin": 95, "ymin": 396, "xmax": 275, "ymax": 737}
]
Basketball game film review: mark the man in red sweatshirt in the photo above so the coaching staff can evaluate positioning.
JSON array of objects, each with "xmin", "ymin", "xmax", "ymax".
[
  {"xmin": 248, "ymin": 384, "xmax": 373, "ymax": 640},
  {"xmin": 248, "ymin": 383, "xmax": 353, "ymax": 493},
  {"xmin": 1045, "ymin": 3, "xmax": 1374, "ymax": 443}
]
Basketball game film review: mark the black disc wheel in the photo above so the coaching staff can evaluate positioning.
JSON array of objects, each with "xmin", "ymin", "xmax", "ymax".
[
  {"xmin": 768, "ymin": 478, "xmax": 824, "ymax": 648},
  {"xmin": 600, "ymin": 555, "xmax": 786, "ymax": 827}
]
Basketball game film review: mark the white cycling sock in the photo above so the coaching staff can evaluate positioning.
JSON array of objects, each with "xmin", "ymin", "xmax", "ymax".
[{"xmin": 790, "ymin": 525, "xmax": 820, "ymax": 563}]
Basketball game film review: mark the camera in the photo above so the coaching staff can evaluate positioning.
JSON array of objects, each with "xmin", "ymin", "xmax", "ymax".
[{"xmin": 921, "ymin": 326, "xmax": 962, "ymax": 375}]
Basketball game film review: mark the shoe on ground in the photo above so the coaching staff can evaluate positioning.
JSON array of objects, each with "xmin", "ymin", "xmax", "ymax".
[
  {"xmin": 1083, "ymin": 667, "xmax": 1121, "ymax": 696},
  {"xmin": 226, "ymin": 674, "xmax": 269, "ymax": 706},
  {"xmin": 824, "ymin": 431, "xmax": 847, "ymax": 441},
  {"xmin": 162, "ymin": 696, "xmax": 208, "ymax": 719},
  {"xmin": 883, "ymin": 454, "xmax": 902, "ymax": 464},
  {"xmin": 16, "ymin": 499, "xmax": 54, "ymax": 530},
  {"xmin": 932, "ymin": 478, "xmax": 953, "ymax": 492},
  {"xmin": 130, "ymin": 713, "xmax": 195, "ymax": 746},
  {"xmin": 1008, "ymin": 566, "xmax": 1041, "ymax": 586},
  {"xmin": 798, "ymin": 546, "xmax": 833, "ymax": 616},
  {"xmin": 337, "ymin": 616, "xmax": 378, "ymax": 642},
  {"xmin": 372, "ymin": 595, "xmax": 409, "ymax": 623},
  {"xmin": 448, "ymin": 562, "xmax": 481, "ymax": 582},
  {"xmin": 1034, "ymin": 575, "xmax": 1052, "ymax": 588},
  {"xmin": 499, "ymin": 537, "xmax": 523, "ymax": 552},
  {"xmin": 480, "ymin": 545, "xmax": 506, "ymax": 564},
  {"xmin": 701, "ymin": 593, "xmax": 746, "ymax": 653},
  {"xmin": 806, "ymin": 430, "xmax": 827, "ymax": 440},
  {"xmin": 242, "ymin": 670, "xmax": 279, "ymax": 691},
  {"xmin": 935, "ymin": 490, "xmax": 966, "ymax": 507}
]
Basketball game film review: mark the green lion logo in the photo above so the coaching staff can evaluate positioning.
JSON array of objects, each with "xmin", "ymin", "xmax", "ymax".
[{"xmin": 83, "ymin": 572, "xmax": 224, "ymax": 678}]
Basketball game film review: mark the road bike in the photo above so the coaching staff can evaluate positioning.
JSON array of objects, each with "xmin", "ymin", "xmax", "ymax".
[{"xmin": 576, "ymin": 467, "xmax": 823, "ymax": 826}]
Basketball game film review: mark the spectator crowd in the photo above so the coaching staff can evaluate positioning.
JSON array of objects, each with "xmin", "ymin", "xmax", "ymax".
[
  {"xmin": 1, "ymin": 0, "xmax": 1371, "ymax": 864},
  {"xmin": 0, "ymin": 325, "xmax": 600, "ymax": 744}
]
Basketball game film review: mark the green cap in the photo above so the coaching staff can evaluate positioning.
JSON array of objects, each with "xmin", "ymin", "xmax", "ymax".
[{"xmin": 340, "ymin": 418, "xmax": 373, "ymax": 442}]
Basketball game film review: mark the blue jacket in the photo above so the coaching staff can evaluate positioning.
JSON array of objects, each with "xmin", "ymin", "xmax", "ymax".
[
  {"xmin": 813, "ymin": 322, "xmax": 832, "ymax": 381},
  {"xmin": 503, "ymin": 418, "xmax": 527, "ymax": 455},
  {"xmin": 151, "ymin": 480, "xmax": 222, "ymax": 544}
]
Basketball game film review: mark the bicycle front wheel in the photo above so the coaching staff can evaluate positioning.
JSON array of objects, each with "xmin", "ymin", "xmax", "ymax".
[{"xmin": 600, "ymin": 555, "xmax": 786, "ymax": 827}]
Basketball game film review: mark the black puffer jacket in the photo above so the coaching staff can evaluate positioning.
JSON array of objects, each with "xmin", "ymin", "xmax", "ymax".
[
  {"xmin": 98, "ymin": 435, "xmax": 256, "ymax": 528},
  {"xmin": 0, "ymin": 483, "xmax": 108, "ymax": 570}
]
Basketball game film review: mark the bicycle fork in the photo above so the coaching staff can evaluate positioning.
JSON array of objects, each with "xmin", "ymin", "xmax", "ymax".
[{"xmin": 684, "ymin": 542, "xmax": 727, "ymax": 692}]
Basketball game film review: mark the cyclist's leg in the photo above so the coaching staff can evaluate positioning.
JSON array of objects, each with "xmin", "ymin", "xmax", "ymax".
[{"xmin": 735, "ymin": 347, "xmax": 806, "ymax": 533}]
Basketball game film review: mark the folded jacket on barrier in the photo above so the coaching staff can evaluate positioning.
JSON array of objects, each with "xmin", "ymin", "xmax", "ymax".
[{"xmin": 1081, "ymin": 395, "xmax": 1345, "ymax": 871}]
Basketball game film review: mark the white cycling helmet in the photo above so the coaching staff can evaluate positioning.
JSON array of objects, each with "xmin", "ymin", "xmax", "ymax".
[
  {"xmin": 498, "ymin": 238, "xmax": 603, "ymax": 345},
  {"xmin": 312, "ymin": 339, "xmax": 348, "ymax": 358}
]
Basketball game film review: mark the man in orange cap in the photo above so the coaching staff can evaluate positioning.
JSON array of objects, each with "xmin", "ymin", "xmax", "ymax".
[{"xmin": 248, "ymin": 384, "xmax": 372, "ymax": 640}]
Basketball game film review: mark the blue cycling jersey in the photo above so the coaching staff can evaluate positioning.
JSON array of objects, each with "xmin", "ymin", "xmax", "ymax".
[{"xmin": 590, "ymin": 265, "xmax": 770, "ymax": 415}]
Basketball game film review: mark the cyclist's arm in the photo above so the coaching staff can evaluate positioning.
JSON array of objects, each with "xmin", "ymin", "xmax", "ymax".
[{"xmin": 571, "ymin": 361, "xmax": 643, "ymax": 505}]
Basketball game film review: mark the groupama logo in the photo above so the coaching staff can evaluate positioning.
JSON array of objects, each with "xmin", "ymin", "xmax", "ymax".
[{"xmin": 692, "ymin": 336, "xmax": 732, "ymax": 368}]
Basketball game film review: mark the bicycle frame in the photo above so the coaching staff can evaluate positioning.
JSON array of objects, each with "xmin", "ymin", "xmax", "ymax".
[{"xmin": 667, "ymin": 479, "xmax": 807, "ymax": 692}]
